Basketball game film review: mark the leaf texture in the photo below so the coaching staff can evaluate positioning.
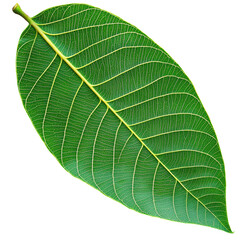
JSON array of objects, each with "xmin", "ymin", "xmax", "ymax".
[{"xmin": 14, "ymin": 3, "xmax": 231, "ymax": 232}]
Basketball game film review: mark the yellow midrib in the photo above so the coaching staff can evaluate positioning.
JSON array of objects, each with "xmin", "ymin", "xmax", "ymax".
[{"xmin": 18, "ymin": 9, "xmax": 229, "ymax": 232}]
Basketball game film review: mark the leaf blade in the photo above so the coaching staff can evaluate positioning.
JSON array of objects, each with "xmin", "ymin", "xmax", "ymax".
[{"xmin": 14, "ymin": 3, "xmax": 231, "ymax": 232}]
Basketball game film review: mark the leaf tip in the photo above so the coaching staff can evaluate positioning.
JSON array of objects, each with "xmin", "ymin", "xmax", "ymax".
[{"xmin": 223, "ymin": 222, "xmax": 233, "ymax": 233}]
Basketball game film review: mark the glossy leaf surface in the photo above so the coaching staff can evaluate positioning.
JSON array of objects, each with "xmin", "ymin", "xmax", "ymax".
[{"xmin": 14, "ymin": 3, "xmax": 231, "ymax": 232}]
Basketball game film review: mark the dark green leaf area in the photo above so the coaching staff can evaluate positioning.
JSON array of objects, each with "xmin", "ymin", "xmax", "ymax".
[{"xmin": 16, "ymin": 3, "xmax": 231, "ymax": 232}]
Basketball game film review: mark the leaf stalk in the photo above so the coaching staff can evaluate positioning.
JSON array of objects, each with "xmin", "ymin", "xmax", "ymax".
[{"xmin": 12, "ymin": 3, "xmax": 32, "ymax": 24}]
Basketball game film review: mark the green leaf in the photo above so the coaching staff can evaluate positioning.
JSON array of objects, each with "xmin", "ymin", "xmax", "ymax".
[{"xmin": 13, "ymin": 3, "xmax": 231, "ymax": 232}]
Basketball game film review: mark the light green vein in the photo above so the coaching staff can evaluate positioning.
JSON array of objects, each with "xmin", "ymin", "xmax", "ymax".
[
  {"xmin": 76, "ymin": 100, "xmax": 101, "ymax": 178},
  {"xmin": 77, "ymin": 45, "xmax": 171, "ymax": 69},
  {"xmin": 92, "ymin": 107, "xmax": 109, "ymax": 191},
  {"xmin": 106, "ymin": 75, "xmax": 191, "ymax": 103},
  {"xmin": 181, "ymin": 176, "xmax": 224, "ymax": 187},
  {"xmin": 156, "ymin": 149, "xmax": 221, "ymax": 168},
  {"xmin": 132, "ymin": 145, "xmax": 144, "ymax": 212},
  {"xmin": 66, "ymin": 31, "xmax": 165, "ymax": 59},
  {"xmin": 18, "ymin": 32, "xmax": 38, "ymax": 85},
  {"xmin": 43, "ymin": 22, "xmax": 132, "ymax": 36},
  {"xmin": 37, "ymin": 7, "xmax": 97, "ymax": 26},
  {"xmin": 129, "ymin": 112, "xmax": 211, "ymax": 127},
  {"xmin": 92, "ymin": 60, "xmax": 180, "ymax": 87},
  {"xmin": 25, "ymin": 54, "xmax": 57, "ymax": 107},
  {"xmin": 61, "ymin": 80, "xmax": 84, "ymax": 165},
  {"xmin": 141, "ymin": 129, "xmax": 216, "ymax": 141},
  {"xmin": 115, "ymin": 92, "xmax": 200, "ymax": 113},
  {"xmin": 42, "ymin": 59, "xmax": 62, "ymax": 144},
  {"xmin": 169, "ymin": 165, "xmax": 220, "ymax": 172}
]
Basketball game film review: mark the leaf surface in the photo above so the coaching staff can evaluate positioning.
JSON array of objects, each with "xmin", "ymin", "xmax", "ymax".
[{"xmin": 14, "ymin": 3, "xmax": 231, "ymax": 232}]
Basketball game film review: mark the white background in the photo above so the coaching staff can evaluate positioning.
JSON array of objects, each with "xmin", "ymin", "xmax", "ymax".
[{"xmin": 1, "ymin": 0, "xmax": 239, "ymax": 239}]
